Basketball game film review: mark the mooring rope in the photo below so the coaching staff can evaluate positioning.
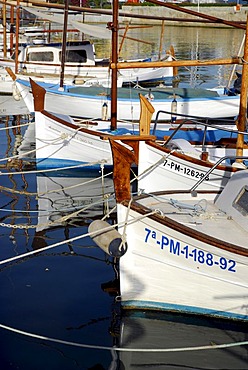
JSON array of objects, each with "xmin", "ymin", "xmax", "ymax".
[
  {"xmin": 0, "ymin": 169, "xmax": 113, "ymax": 202},
  {"xmin": 130, "ymin": 151, "xmax": 174, "ymax": 185},
  {"xmin": 0, "ymin": 120, "xmax": 31, "ymax": 131},
  {"xmin": 0, "ymin": 210, "xmax": 157, "ymax": 266},
  {"xmin": 0, "ymin": 160, "xmax": 108, "ymax": 177},
  {"xmin": 0, "ymin": 323, "xmax": 247, "ymax": 353}
]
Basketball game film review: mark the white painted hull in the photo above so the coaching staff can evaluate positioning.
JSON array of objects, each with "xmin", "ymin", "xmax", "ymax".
[
  {"xmin": 116, "ymin": 171, "xmax": 248, "ymax": 320},
  {"xmin": 137, "ymin": 141, "xmax": 244, "ymax": 192},
  {"xmin": 117, "ymin": 203, "xmax": 248, "ymax": 320},
  {"xmin": 16, "ymin": 79, "xmax": 240, "ymax": 121},
  {"xmin": 35, "ymin": 111, "xmax": 113, "ymax": 169}
]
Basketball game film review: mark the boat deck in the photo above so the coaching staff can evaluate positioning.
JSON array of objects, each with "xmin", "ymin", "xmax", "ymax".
[
  {"xmin": 66, "ymin": 85, "xmax": 221, "ymax": 100},
  {"xmin": 138, "ymin": 193, "xmax": 248, "ymax": 249}
]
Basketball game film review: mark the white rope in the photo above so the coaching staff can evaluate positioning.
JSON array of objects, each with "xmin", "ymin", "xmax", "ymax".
[
  {"xmin": 0, "ymin": 323, "xmax": 247, "ymax": 353},
  {"xmin": 0, "ymin": 120, "xmax": 31, "ymax": 131},
  {"xmin": 0, "ymin": 210, "xmax": 158, "ymax": 266},
  {"xmin": 0, "ymin": 160, "xmax": 108, "ymax": 176},
  {"xmin": 131, "ymin": 152, "xmax": 174, "ymax": 184}
]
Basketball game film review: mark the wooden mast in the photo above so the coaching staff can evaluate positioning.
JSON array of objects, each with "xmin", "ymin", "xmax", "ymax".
[
  {"xmin": 2, "ymin": 0, "xmax": 7, "ymax": 57},
  {"xmin": 10, "ymin": 4, "xmax": 14, "ymax": 53},
  {"xmin": 158, "ymin": 20, "xmax": 164, "ymax": 60},
  {"xmin": 14, "ymin": 0, "xmax": 20, "ymax": 74},
  {"xmin": 110, "ymin": 0, "xmax": 118, "ymax": 131},
  {"xmin": 235, "ymin": 15, "xmax": 248, "ymax": 163},
  {"xmin": 59, "ymin": 0, "xmax": 69, "ymax": 89}
]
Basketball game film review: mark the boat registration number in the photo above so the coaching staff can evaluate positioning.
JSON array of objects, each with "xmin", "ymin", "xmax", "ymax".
[
  {"xmin": 144, "ymin": 227, "xmax": 236, "ymax": 273},
  {"xmin": 163, "ymin": 159, "xmax": 208, "ymax": 180}
]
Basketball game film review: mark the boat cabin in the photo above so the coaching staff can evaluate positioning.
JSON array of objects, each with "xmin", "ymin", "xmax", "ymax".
[
  {"xmin": 13, "ymin": 41, "xmax": 97, "ymax": 74},
  {"xmin": 215, "ymin": 170, "xmax": 248, "ymax": 232}
]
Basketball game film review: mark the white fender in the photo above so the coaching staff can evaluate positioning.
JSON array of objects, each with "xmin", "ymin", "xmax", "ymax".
[
  {"xmin": 89, "ymin": 220, "xmax": 127, "ymax": 257},
  {"xmin": 12, "ymin": 82, "xmax": 21, "ymax": 101}
]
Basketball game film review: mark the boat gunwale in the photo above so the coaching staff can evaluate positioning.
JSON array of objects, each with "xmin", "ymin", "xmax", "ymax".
[
  {"xmin": 121, "ymin": 192, "xmax": 248, "ymax": 257},
  {"xmin": 41, "ymin": 109, "xmax": 156, "ymax": 141},
  {"xmin": 146, "ymin": 140, "xmax": 241, "ymax": 173}
]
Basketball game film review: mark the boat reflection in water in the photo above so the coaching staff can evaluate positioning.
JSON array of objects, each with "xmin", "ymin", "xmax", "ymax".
[
  {"xmin": 35, "ymin": 170, "xmax": 115, "ymax": 233},
  {"xmin": 118, "ymin": 310, "xmax": 248, "ymax": 369}
]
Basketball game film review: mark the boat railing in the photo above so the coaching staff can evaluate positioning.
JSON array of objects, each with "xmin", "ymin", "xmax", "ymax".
[
  {"xmin": 190, "ymin": 155, "xmax": 248, "ymax": 194},
  {"xmin": 152, "ymin": 109, "xmax": 248, "ymax": 152}
]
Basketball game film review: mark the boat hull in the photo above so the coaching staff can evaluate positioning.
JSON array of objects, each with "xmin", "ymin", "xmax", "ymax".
[
  {"xmin": 35, "ymin": 111, "xmax": 114, "ymax": 170},
  {"xmin": 137, "ymin": 141, "xmax": 240, "ymax": 192},
  {"xmin": 117, "ymin": 202, "xmax": 248, "ymax": 321},
  {"xmin": 17, "ymin": 79, "xmax": 241, "ymax": 121}
]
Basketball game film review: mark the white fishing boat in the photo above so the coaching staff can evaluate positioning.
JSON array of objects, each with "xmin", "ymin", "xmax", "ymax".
[
  {"xmin": 30, "ymin": 79, "xmax": 159, "ymax": 169},
  {"xmin": 0, "ymin": 40, "xmax": 174, "ymax": 92},
  {"xmin": 29, "ymin": 79, "xmax": 242, "ymax": 171},
  {"xmin": 101, "ymin": 161, "xmax": 248, "ymax": 321},
  {"xmin": 16, "ymin": 77, "xmax": 241, "ymax": 120},
  {"xmin": 110, "ymin": 138, "xmax": 247, "ymax": 195}
]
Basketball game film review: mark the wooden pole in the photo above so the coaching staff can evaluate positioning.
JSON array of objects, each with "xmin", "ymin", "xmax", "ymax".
[
  {"xmin": 2, "ymin": 1, "xmax": 246, "ymax": 30},
  {"xmin": 59, "ymin": 0, "xmax": 69, "ymax": 89},
  {"xmin": 3, "ymin": 0, "xmax": 7, "ymax": 57},
  {"xmin": 14, "ymin": 0, "xmax": 19, "ymax": 74},
  {"xmin": 235, "ymin": 16, "xmax": 248, "ymax": 162},
  {"xmin": 10, "ymin": 4, "xmax": 14, "ymax": 53},
  {"xmin": 111, "ymin": 57, "xmax": 241, "ymax": 70},
  {"xmin": 158, "ymin": 20, "xmax": 164, "ymax": 60},
  {"xmin": 110, "ymin": 0, "xmax": 118, "ymax": 131}
]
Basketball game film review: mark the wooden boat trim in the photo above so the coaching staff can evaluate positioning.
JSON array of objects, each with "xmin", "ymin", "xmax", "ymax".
[
  {"xmin": 41, "ymin": 110, "xmax": 156, "ymax": 141},
  {"xmin": 112, "ymin": 57, "xmax": 242, "ymax": 70},
  {"xmin": 124, "ymin": 196, "xmax": 248, "ymax": 257},
  {"xmin": 146, "ymin": 140, "xmax": 240, "ymax": 173}
]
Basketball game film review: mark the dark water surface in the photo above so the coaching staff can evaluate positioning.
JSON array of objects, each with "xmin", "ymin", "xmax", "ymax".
[{"xmin": 0, "ymin": 115, "xmax": 120, "ymax": 369}]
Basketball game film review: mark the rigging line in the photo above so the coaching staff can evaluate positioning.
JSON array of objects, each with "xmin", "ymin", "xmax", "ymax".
[
  {"xmin": 0, "ymin": 184, "xmax": 37, "ymax": 196},
  {"xmin": 0, "ymin": 120, "xmax": 32, "ymax": 131},
  {"xmin": 130, "ymin": 152, "xmax": 174, "ymax": 184},
  {"xmin": 0, "ymin": 211, "xmax": 158, "ymax": 266},
  {"xmin": 0, "ymin": 323, "xmax": 247, "ymax": 353},
  {"xmin": 0, "ymin": 160, "xmax": 108, "ymax": 176},
  {"xmin": 0, "ymin": 171, "xmax": 114, "ymax": 197}
]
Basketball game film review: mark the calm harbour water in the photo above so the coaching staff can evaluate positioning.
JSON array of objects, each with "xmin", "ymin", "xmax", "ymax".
[{"xmin": 0, "ymin": 26, "xmax": 248, "ymax": 369}]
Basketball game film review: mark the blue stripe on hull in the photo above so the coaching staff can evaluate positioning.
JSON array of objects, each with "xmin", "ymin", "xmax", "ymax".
[
  {"xmin": 36, "ymin": 158, "xmax": 113, "ymax": 172},
  {"xmin": 122, "ymin": 300, "xmax": 248, "ymax": 322}
]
